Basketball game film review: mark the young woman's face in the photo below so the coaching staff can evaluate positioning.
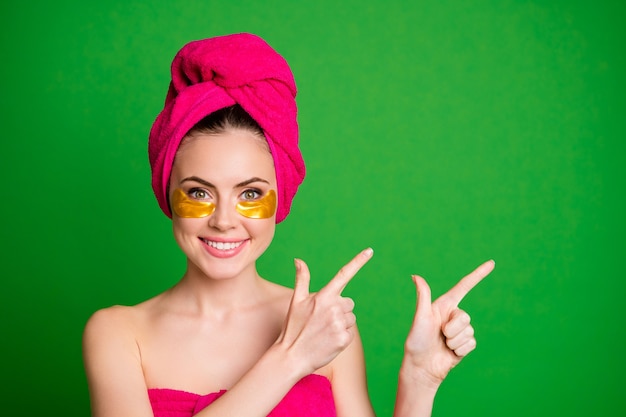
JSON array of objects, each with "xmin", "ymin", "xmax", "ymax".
[{"xmin": 169, "ymin": 129, "xmax": 277, "ymax": 281}]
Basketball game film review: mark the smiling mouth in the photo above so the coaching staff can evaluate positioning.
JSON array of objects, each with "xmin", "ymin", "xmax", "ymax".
[{"xmin": 200, "ymin": 238, "xmax": 245, "ymax": 250}]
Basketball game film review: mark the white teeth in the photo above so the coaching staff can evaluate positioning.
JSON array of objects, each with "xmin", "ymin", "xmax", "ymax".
[{"xmin": 203, "ymin": 239, "xmax": 243, "ymax": 250}]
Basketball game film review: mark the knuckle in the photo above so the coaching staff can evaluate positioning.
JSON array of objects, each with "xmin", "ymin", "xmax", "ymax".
[
  {"xmin": 346, "ymin": 312, "xmax": 357, "ymax": 326},
  {"xmin": 337, "ymin": 330, "xmax": 353, "ymax": 348},
  {"xmin": 330, "ymin": 317, "xmax": 344, "ymax": 332},
  {"xmin": 329, "ymin": 304, "xmax": 342, "ymax": 316},
  {"xmin": 460, "ymin": 311, "xmax": 471, "ymax": 324},
  {"xmin": 336, "ymin": 265, "xmax": 349, "ymax": 279},
  {"xmin": 442, "ymin": 322, "xmax": 456, "ymax": 337},
  {"xmin": 445, "ymin": 338, "xmax": 455, "ymax": 350},
  {"xmin": 467, "ymin": 339, "xmax": 477, "ymax": 352},
  {"xmin": 457, "ymin": 339, "xmax": 477, "ymax": 356},
  {"xmin": 452, "ymin": 309, "xmax": 470, "ymax": 323}
]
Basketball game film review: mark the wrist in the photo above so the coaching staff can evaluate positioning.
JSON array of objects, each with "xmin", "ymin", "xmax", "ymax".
[
  {"xmin": 399, "ymin": 356, "xmax": 443, "ymax": 393},
  {"xmin": 269, "ymin": 338, "xmax": 313, "ymax": 381}
]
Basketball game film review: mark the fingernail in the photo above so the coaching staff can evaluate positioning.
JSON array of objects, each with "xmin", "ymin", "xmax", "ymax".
[
  {"xmin": 294, "ymin": 258, "xmax": 301, "ymax": 271},
  {"xmin": 364, "ymin": 248, "xmax": 374, "ymax": 257}
]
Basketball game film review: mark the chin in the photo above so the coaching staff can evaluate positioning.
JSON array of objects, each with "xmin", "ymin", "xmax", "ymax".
[{"xmin": 188, "ymin": 256, "xmax": 257, "ymax": 281}]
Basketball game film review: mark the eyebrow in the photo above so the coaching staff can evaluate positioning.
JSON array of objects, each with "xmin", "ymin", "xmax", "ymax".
[{"xmin": 180, "ymin": 176, "xmax": 270, "ymax": 188}]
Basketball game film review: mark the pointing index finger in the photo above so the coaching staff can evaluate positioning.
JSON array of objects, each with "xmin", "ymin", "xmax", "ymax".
[
  {"xmin": 442, "ymin": 260, "xmax": 495, "ymax": 306},
  {"xmin": 320, "ymin": 248, "xmax": 374, "ymax": 296}
]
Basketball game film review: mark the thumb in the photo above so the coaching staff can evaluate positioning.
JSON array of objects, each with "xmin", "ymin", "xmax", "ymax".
[
  {"xmin": 412, "ymin": 275, "xmax": 432, "ymax": 317},
  {"xmin": 293, "ymin": 258, "xmax": 311, "ymax": 302}
]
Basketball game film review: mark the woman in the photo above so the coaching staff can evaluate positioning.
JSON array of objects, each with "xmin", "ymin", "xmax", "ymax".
[{"xmin": 83, "ymin": 33, "xmax": 494, "ymax": 417}]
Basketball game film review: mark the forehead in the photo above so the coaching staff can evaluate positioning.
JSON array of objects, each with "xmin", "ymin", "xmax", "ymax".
[{"xmin": 171, "ymin": 130, "xmax": 276, "ymax": 184}]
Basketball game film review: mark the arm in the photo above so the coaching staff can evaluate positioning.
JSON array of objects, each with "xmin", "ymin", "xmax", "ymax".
[
  {"xmin": 200, "ymin": 249, "xmax": 375, "ymax": 416},
  {"xmin": 83, "ymin": 306, "xmax": 306, "ymax": 417},
  {"xmin": 83, "ymin": 249, "xmax": 374, "ymax": 417},
  {"xmin": 83, "ymin": 307, "xmax": 308, "ymax": 417},
  {"xmin": 83, "ymin": 307, "xmax": 155, "ymax": 417},
  {"xmin": 331, "ymin": 327, "xmax": 376, "ymax": 417}
]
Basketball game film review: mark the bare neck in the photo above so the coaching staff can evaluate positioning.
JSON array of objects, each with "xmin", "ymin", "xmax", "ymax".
[{"xmin": 164, "ymin": 260, "xmax": 277, "ymax": 317}]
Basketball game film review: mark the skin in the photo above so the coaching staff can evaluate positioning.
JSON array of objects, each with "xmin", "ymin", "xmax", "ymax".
[{"xmin": 82, "ymin": 127, "xmax": 495, "ymax": 417}]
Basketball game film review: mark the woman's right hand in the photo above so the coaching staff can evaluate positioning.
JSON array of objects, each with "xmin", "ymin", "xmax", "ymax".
[{"xmin": 275, "ymin": 248, "xmax": 374, "ymax": 374}]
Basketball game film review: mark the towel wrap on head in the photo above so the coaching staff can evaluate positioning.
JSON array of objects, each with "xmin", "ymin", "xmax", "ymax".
[{"xmin": 148, "ymin": 33, "xmax": 305, "ymax": 223}]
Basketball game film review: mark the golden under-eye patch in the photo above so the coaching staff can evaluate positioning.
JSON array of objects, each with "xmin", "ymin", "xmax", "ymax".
[
  {"xmin": 171, "ymin": 188, "xmax": 277, "ymax": 219},
  {"xmin": 236, "ymin": 189, "xmax": 277, "ymax": 219},
  {"xmin": 171, "ymin": 188, "xmax": 216, "ymax": 218}
]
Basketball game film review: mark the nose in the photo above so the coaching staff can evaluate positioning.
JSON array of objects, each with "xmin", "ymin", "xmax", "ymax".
[{"xmin": 207, "ymin": 200, "xmax": 237, "ymax": 231}]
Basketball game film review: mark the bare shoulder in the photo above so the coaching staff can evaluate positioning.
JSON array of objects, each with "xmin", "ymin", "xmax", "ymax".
[
  {"xmin": 85, "ymin": 304, "xmax": 133, "ymax": 324},
  {"xmin": 83, "ymin": 302, "xmax": 161, "ymax": 416},
  {"xmin": 84, "ymin": 305, "xmax": 137, "ymax": 340},
  {"xmin": 82, "ymin": 305, "xmax": 143, "ymax": 366},
  {"xmin": 83, "ymin": 293, "xmax": 167, "ymax": 346},
  {"xmin": 83, "ymin": 294, "xmax": 163, "ymax": 338},
  {"xmin": 82, "ymin": 305, "xmax": 152, "ymax": 403}
]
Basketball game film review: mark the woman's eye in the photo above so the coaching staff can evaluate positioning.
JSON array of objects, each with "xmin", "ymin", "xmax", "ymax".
[
  {"xmin": 241, "ymin": 189, "xmax": 261, "ymax": 200},
  {"xmin": 188, "ymin": 188, "xmax": 210, "ymax": 200}
]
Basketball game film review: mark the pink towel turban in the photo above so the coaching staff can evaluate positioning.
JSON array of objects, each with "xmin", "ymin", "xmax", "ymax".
[{"xmin": 148, "ymin": 33, "xmax": 305, "ymax": 223}]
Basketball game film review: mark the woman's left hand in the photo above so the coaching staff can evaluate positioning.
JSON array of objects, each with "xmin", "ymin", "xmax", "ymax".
[{"xmin": 403, "ymin": 260, "xmax": 495, "ymax": 386}]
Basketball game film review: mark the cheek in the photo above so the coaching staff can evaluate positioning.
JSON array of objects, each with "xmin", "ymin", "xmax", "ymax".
[
  {"xmin": 171, "ymin": 218, "xmax": 200, "ymax": 248},
  {"xmin": 248, "ymin": 219, "xmax": 276, "ymax": 248}
]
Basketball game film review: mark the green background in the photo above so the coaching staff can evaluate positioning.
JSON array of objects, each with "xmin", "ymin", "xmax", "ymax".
[{"xmin": 1, "ymin": 1, "xmax": 624, "ymax": 415}]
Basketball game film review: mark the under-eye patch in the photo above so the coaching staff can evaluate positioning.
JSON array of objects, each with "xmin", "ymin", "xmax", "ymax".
[
  {"xmin": 171, "ymin": 188, "xmax": 216, "ymax": 218},
  {"xmin": 236, "ymin": 189, "xmax": 277, "ymax": 219},
  {"xmin": 171, "ymin": 188, "xmax": 277, "ymax": 219}
]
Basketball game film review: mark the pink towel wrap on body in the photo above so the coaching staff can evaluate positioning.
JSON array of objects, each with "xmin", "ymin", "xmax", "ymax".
[
  {"xmin": 148, "ymin": 374, "xmax": 336, "ymax": 417},
  {"xmin": 148, "ymin": 33, "xmax": 305, "ymax": 223}
]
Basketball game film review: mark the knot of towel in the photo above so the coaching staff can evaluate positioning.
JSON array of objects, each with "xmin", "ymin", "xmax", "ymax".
[{"xmin": 148, "ymin": 33, "xmax": 305, "ymax": 223}]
